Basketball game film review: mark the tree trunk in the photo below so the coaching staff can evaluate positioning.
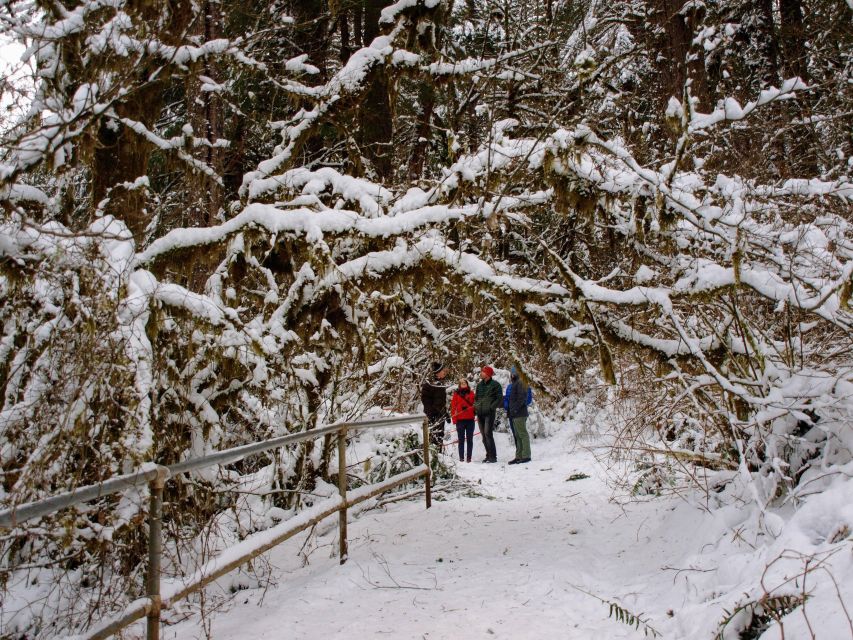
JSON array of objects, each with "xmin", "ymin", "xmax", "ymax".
[
  {"xmin": 357, "ymin": 0, "xmax": 394, "ymax": 181},
  {"xmin": 92, "ymin": 93, "xmax": 163, "ymax": 239},
  {"xmin": 756, "ymin": 0, "xmax": 782, "ymax": 86},
  {"xmin": 354, "ymin": 1, "xmax": 363, "ymax": 46},
  {"xmin": 644, "ymin": 0, "xmax": 711, "ymax": 113},
  {"xmin": 91, "ymin": 0, "xmax": 194, "ymax": 239},
  {"xmin": 185, "ymin": 0, "xmax": 225, "ymax": 228},
  {"xmin": 291, "ymin": 0, "xmax": 331, "ymax": 166},
  {"xmin": 778, "ymin": 0, "xmax": 819, "ymax": 175},
  {"xmin": 407, "ymin": 82, "xmax": 436, "ymax": 181},
  {"xmin": 292, "ymin": 0, "xmax": 329, "ymax": 79},
  {"xmin": 779, "ymin": 0, "xmax": 808, "ymax": 80},
  {"xmin": 340, "ymin": 9, "xmax": 352, "ymax": 63}
]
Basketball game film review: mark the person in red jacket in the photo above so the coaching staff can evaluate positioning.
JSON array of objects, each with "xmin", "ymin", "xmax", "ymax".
[{"xmin": 451, "ymin": 378, "xmax": 477, "ymax": 462}]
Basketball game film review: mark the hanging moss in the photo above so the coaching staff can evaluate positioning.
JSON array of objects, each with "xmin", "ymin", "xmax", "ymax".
[
  {"xmin": 840, "ymin": 278, "xmax": 851, "ymax": 310},
  {"xmin": 599, "ymin": 338, "xmax": 617, "ymax": 385},
  {"xmin": 731, "ymin": 395, "xmax": 751, "ymax": 422},
  {"xmin": 732, "ymin": 248, "xmax": 742, "ymax": 286},
  {"xmin": 658, "ymin": 205, "xmax": 677, "ymax": 232},
  {"xmin": 732, "ymin": 227, "xmax": 743, "ymax": 286},
  {"xmin": 633, "ymin": 196, "xmax": 648, "ymax": 242}
]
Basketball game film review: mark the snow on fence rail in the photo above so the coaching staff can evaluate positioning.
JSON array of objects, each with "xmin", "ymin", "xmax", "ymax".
[{"xmin": 0, "ymin": 413, "xmax": 431, "ymax": 640}]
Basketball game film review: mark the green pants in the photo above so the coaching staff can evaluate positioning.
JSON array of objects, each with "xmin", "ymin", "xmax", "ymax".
[{"xmin": 512, "ymin": 417, "xmax": 531, "ymax": 460}]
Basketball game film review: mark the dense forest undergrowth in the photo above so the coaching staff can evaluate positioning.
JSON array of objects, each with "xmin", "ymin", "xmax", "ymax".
[{"xmin": 0, "ymin": 0, "xmax": 851, "ymax": 636}]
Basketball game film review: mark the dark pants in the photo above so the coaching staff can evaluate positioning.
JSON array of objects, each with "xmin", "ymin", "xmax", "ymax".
[
  {"xmin": 512, "ymin": 417, "xmax": 531, "ymax": 460},
  {"xmin": 509, "ymin": 413, "xmax": 518, "ymax": 449},
  {"xmin": 477, "ymin": 411, "xmax": 497, "ymax": 461},
  {"xmin": 427, "ymin": 413, "xmax": 446, "ymax": 447},
  {"xmin": 456, "ymin": 419, "xmax": 475, "ymax": 461}
]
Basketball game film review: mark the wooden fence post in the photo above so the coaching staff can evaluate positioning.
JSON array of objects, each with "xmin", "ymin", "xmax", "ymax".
[
  {"xmin": 146, "ymin": 466, "xmax": 168, "ymax": 640},
  {"xmin": 422, "ymin": 418, "xmax": 432, "ymax": 509},
  {"xmin": 337, "ymin": 427, "xmax": 348, "ymax": 564}
]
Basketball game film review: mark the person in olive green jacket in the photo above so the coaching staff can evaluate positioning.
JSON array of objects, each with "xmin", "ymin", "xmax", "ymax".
[{"xmin": 474, "ymin": 366, "xmax": 503, "ymax": 462}]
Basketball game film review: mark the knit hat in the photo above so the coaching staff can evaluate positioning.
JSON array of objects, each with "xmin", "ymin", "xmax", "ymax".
[
  {"xmin": 481, "ymin": 365, "xmax": 494, "ymax": 378},
  {"xmin": 431, "ymin": 361, "xmax": 445, "ymax": 374}
]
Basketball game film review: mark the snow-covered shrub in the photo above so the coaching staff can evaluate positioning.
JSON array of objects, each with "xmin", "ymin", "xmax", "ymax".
[
  {"xmin": 0, "ymin": 217, "xmax": 152, "ymax": 635},
  {"xmin": 360, "ymin": 426, "xmax": 455, "ymax": 487},
  {"xmin": 652, "ymin": 459, "xmax": 853, "ymax": 639}
]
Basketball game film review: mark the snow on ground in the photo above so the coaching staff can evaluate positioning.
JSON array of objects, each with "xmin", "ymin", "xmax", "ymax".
[
  {"xmin": 166, "ymin": 423, "xmax": 703, "ymax": 640},
  {"xmin": 164, "ymin": 418, "xmax": 853, "ymax": 640}
]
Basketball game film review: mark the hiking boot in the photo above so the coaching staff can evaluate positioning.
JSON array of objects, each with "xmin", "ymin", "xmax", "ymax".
[
  {"xmin": 466, "ymin": 457, "xmax": 471, "ymax": 463},
  {"xmin": 519, "ymin": 458, "xmax": 531, "ymax": 463},
  {"xmin": 508, "ymin": 458, "xmax": 520, "ymax": 465}
]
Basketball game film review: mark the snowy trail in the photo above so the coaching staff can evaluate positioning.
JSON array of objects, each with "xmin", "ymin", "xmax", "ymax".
[{"xmin": 169, "ymin": 428, "xmax": 699, "ymax": 639}]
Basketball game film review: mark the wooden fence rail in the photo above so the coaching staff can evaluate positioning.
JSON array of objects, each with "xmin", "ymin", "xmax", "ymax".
[{"xmin": 0, "ymin": 414, "xmax": 431, "ymax": 640}]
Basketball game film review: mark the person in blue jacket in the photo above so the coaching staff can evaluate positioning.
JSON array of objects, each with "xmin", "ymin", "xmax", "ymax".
[{"xmin": 504, "ymin": 366, "xmax": 533, "ymax": 464}]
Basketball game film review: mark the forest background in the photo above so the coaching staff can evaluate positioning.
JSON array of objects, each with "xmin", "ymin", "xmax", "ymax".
[{"xmin": 0, "ymin": 0, "xmax": 851, "ymax": 637}]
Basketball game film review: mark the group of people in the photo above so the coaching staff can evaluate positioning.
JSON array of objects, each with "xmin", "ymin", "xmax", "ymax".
[{"xmin": 421, "ymin": 363, "xmax": 533, "ymax": 465}]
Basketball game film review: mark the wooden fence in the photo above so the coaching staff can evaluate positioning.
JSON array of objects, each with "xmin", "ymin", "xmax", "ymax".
[{"xmin": 0, "ymin": 414, "xmax": 431, "ymax": 639}]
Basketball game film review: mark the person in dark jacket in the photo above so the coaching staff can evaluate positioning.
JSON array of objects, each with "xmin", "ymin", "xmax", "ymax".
[
  {"xmin": 421, "ymin": 362, "xmax": 449, "ymax": 447},
  {"xmin": 474, "ymin": 366, "xmax": 502, "ymax": 462},
  {"xmin": 504, "ymin": 369, "xmax": 533, "ymax": 451},
  {"xmin": 450, "ymin": 378, "xmax": 476, "ymax": 462},
  {"xmin": 507, "ymin": 367, "xmax": 532, "ymax": 464}
]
